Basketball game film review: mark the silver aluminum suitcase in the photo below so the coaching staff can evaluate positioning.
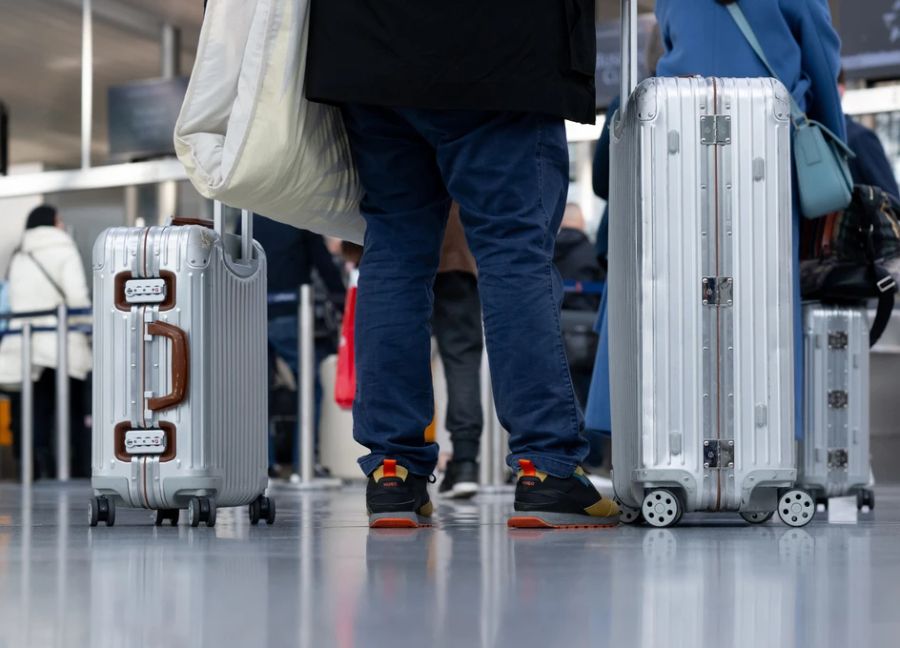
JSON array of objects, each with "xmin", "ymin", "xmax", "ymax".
[
  {"xmin": 800, "ymin": 305, "xmax": 874, "ymax": 508},
  {"xmin": 90, "ymin": 206, "xmax": 274, "ymax": 527},
  {"xmin": 609, "ymin": 0, "xmax": 810, "ymax": 527}
]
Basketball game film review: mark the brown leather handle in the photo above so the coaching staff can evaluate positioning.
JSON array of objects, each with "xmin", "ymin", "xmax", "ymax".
[
  {"xmin": 147, "ymin": 321, "xmax": 189, "ymax": 411},
  {"xmin": 170, "ymin": 217, "xmax": 214, "ymax": 229}
]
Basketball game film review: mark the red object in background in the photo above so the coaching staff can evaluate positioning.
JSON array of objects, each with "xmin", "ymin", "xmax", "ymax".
[{"xmin": 335, "ymin": 282, "xmax": 357, "ymax": 410}]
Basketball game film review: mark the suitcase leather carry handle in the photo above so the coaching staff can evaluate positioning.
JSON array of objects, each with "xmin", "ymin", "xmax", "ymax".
[{"xmin": 146, "ymin": 321, "xmax": 190, "ymax": 411}]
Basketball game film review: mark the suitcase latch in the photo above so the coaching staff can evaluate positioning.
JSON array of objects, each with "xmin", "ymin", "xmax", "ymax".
[
  {"xmin": 124, "ymin": 278, "xmax": 167, "ymax": 304},
  {"xmin": 827, "ymin": 448, "xmax": 849, "ymax": 470},
  {"xmin": 703, "ymin": 439, "xmax": 734, "ymax": 469},
  {"xmin": 702, "ymin": 277, "xmax": 733, "ymax": 306},
  {"xmin": 827, "ymin": 331, "xmax": 848, "ymax": 350},
  {"xmin": 828, "ymin": 390, "xmax": 849, "ymax": 409},
  {"xmin": 700, "ymin": 115, "xmax": 732, "ymax": 145}
]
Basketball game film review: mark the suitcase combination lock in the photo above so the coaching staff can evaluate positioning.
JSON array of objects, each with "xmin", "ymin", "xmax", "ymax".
[
  {"xmin": 124, "ymin": 278, "xmax": 167, "ymax": 304},
  {"xmin": 124, "ymin": 429, "xmax": 167, "ymax": 455}
]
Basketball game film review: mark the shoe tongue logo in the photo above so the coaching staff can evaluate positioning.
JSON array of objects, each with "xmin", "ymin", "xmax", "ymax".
[{"xmin": 383, "ymin": 459, "xmax": 398, "ymax": 478}]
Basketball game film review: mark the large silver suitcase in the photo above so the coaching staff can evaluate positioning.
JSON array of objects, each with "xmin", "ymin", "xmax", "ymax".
[
  {"xmin": 90, "ymin": 206, "xmax": 274, "ymax": 527},
  {"xmin": 800, "ymin": 305, "xmax": 874, "ymax": 507},
  {"xmin": 609, "ymin": 0, "xmax": 810, "ymax": 527}
]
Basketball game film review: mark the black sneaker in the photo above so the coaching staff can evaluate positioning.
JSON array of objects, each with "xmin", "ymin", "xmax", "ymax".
[
  {"xmin": 508, "ymin": 459, "xmax": 620, "ymax": 529},
  {"xmin": 367, "ymin": 459, "xmax": 434, "ymax": 528},
  {"xmin": 439, "ymin": 460, "xmax": 480, "ymax": 499}
]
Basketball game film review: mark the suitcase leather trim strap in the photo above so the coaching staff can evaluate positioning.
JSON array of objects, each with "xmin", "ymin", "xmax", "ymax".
[{"xmin": 146, "ymin": 320, "xmax": 190, "ymax": 412}]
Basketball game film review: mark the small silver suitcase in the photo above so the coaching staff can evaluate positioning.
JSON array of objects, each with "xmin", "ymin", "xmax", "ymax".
[
  {"xmin": 90, "ymin": 206, "xmax": 274, "ymax": 527},
  {"xmin": 610, "ymin": 0, "xmax": 811, "ymax": 527},
  {"xmin": 800, "ymin": 305, "xmax": 874, "ymax": 508}
]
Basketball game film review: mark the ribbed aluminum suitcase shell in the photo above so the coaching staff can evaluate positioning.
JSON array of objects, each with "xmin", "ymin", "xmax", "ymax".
[
  {"xmin": 91, "ymin": 225, "xmax": 268, "ymax": 510},
  {"xmin": 610, "ymin": 76, "xmax": 796, "ymax": 515},
  {"xmin": 800, "ymin": 305, "xmax": 870, "ymax": 499}
]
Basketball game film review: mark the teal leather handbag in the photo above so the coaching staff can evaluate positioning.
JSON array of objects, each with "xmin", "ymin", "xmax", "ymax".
[{"xmin": 727, "ymin": 3, "xmax": 854, "ymax": 219}]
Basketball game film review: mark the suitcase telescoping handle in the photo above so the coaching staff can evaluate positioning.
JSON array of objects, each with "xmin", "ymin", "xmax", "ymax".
[
  {"xmin": 619, "ymin": 0, "xmax": 639, "ymax": 123},
  {"xmin": 146, "ymin": 320, "xmax": 190, "ymax": 412},
  {"xmin": 213, "ymin": 201, "xmax": 254, "ymax": 263}
]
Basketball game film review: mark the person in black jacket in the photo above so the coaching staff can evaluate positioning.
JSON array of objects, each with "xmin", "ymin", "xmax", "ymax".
[
  {"xmin": 253, "ymin": 216, "xmax": 346, "ymax": 475},
  {"xmin": 839, "ymin": 72, "xmax": 899, "ymax": 199},
  {"xmin": 306, "ymin": 0, "xmax": 619, "ymax": 529}
]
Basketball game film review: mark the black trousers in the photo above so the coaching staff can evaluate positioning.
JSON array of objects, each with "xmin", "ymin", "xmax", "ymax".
[
  {"xmin": 8, "ymin": 369, "xmax": 89, "ymax": 480},
  {"xmin": 431, "ymin": 271, "xmax": 484, "ymax": 463}
]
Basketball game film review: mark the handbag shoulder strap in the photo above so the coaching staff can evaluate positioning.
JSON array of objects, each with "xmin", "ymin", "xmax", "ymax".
[
  {"xmin": 23, "ymin": 250, "xmax": 66, "ymax": 301},
  {"xmin": 725, "ymin": 3, "xmax": 806, "ymax": 122}
]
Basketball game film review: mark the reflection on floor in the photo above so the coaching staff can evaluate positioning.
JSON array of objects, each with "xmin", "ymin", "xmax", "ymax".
[{"xmin": 0, "ymin": 482, "xmax": 898, "ymax": 648}]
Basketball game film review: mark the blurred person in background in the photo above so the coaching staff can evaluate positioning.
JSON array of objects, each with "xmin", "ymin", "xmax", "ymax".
[
  {"xmin": 839, "ymin": 70, "xmax": 900, "ymax": 198},
  {"xmin": 0, "ymin": 205, "xmax": 92, "ymax": 479},
  {"xmin": 434, "ymin": 204, "xmax": 483, "ymax": 499},
  {"xmin": 307, "ymin": 0, "xmax": 621, "ymax": 528},
  {"xmin": 554, "ymin": 203, "xmax": 603, "ymax": 312},
  {"xmin": 554, "ymin": 203, "xmax": 604, "ymax": 466},
  {"xmin": 253, "ymin": 215, "xmax": 346, "ymax": 476}
]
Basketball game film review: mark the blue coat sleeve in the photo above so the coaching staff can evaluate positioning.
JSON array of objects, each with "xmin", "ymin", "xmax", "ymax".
[{"xmin": 789, "ymin": 0, "xmax": 846, "ymax": 141}]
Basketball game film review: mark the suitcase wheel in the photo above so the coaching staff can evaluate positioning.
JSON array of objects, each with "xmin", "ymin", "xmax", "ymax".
[
  {"xmin": 188, "ymin": 497, "xmax": 217, "ymax": 528},
  {"xmin": 155, "ymin": 509, "xmax": 180, "ymax": 527},
  {"xmin": 615, "ymin": 499, "xmax": 643, "ymax": 525},
  {"xmin": 249, "ymin": 496, "xmax": 276, "ymax": 526},
  {"xmin": 857, "ymin": 489, "xmax": 875, "ymax": 512},
  {"xmin": 641, "ymin": 489, "xmax": 682, "ymax": 528},
  {"xmin": 740, "ymin": 511, "xmax": 774, "ymax": 525},
  {"xmin": 89, "ymin": 496, "xmax": 116, "ymax": 528},
  {"xmin": 777, "ymin": 490, "xmax": 815, "ymax": 527}
]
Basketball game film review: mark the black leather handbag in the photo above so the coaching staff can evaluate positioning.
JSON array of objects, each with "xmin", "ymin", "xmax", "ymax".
[{"xmin": 800, "ymin": 185, "xmax": 900, "ymax": 346}]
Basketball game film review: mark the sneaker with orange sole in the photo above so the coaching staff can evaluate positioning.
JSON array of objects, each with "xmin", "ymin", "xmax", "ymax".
[
  {"xmin": 367, "ymin": 460, "xmax": 434, "ymax": 528},
  {"xmin": 507, "ymin": 459, "xmax": 620, "ymax": 529}
]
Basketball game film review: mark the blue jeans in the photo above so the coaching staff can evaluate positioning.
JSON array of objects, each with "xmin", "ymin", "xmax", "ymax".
[{"xmin": 342, "ymin": 106, "xmax": 589, "ymax": 478}]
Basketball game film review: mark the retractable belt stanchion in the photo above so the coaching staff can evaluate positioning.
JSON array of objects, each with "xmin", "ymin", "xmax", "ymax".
[
  {"xmin": 20, "ymin": 323, "xmax": 33, "ymax": 487},
  {"xmin": 299, "ymin": 284, "xmax": 315, "ymax": 484},
  {"xmin": 285, "ymin": 284, "xmax": 340, "ymax": 491},
  {"xmin": 55, "ymin": 305, "xmax": 70, "ymax": 482}
]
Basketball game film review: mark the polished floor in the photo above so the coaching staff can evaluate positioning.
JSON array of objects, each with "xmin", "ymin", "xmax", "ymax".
[{"xmin": 0, "ymin": 481, "xmax": 898, "ymax": 648}]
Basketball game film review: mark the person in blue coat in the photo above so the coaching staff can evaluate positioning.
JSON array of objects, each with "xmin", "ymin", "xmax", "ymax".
[{"xmin": 587, "ymin": 0, "xmax": 846, "ymax": 440}]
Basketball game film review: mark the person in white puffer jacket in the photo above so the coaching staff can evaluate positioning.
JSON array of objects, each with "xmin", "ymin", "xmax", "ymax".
[{"xmin": 0, "ymin": 205, "xmax": 92, "ymax": 478}]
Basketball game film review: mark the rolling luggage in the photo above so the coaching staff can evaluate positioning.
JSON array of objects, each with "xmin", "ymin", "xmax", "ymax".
[
  {"xmin": 609, "ymin": 0, "xmax": 811, "ymax": 527},
  {"xmin": 800, "ymin": 305, "xmax": 874, "ymax": 509},
  {"xmin": 90, "ymin": 205, "xmax": 274, "ymax": 527}
]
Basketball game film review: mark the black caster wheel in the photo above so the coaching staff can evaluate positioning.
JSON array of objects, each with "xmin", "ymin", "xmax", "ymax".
[
  {"xmin": 261, "ymin": 497, "xmax": 276, "ymax": 525},
  {"xmin": 188, "ymin": 497, "xmax": 216, "ymax": 527},
  {"xmin": 188, "ymin": 497, "xmax": 202, "ymax": 527},
  {"xmin": 105, "ymin": 498, "xmax": 116, "ymax": 527},
  {"xmin": 777, "ymin": 489, "xmax": 815, "ymax": 527},
  {"xmin": 89, "ymin": 498, "xmax": 100, "ymax": 527},
  {"xmin": 249, "ymin": 499, "xmax": 261, "ymax": 526},
  {"xmin": 857, "ymin": 489, "xmax": 875, "ymax": 512},
  {"xmin": 205, "ymin": 499, "xmax": 217, "ymax": 528},
  {"xmin": 740, "ymin": 511, "xmax": 774, "ymax": 524},
  {"xmin": 90, "ymin": 496, "xmax": 115, "ymax": 527},
  {"xmin": 641, "ymin": 489, "xmax": 682, "ymax": 528},
  {"xmin": 155, "ymin": 509, "xmax": 180, "ymax": 526}
]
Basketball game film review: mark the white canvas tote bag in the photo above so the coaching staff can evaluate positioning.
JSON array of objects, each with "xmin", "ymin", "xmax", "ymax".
[{"xmin": 174, "ymin": 0, "xmax": 365, "ymax": 243}]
